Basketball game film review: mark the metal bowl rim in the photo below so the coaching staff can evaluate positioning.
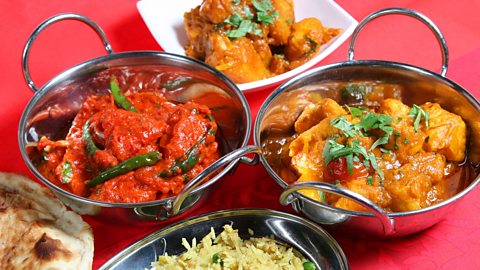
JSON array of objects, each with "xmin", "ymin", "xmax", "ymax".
[
  {"xmin": 253, "ymin": 59, "xmax": 480, "ymax": 218},
  {"xmin": 18, "ymin": 50, "xmax": 252, "ymax": 208},
  {"xmin": 99, "ymin": 208, "xmax": 349, "ymax": 270}
]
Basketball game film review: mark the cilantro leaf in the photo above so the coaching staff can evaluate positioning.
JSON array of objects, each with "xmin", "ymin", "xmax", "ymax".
[
  {"xmin": 330, "ymin": 116, "xmax": 359, "ymax": 138},
  {"xmin": 212, "ymin": 253, "xmax": 224, "ymax": 266},
  {"xmin": 61, "ymin": 161, "xmax": 73, "ymax": 183},
  {"xmin": 408, "ymin": 104, "xmax": 429, "ymax": 132},
  {"xmin": 345, "ymin": 105, "xmax": 366, "ymax": 118},
  {"xmin": 226, "ymin": 19, "xmax": 255, "ymax": 38},
  {"xmin": 367, "ymin": 175, "xmax": 374, "ymax": 185}
]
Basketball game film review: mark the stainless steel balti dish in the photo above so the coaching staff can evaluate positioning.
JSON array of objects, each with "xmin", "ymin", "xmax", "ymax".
[
  {"xmin": 254, "ymin": 8, "xmax": 480, "ymax": 237},
  {"xmin": 19, "ymin": 13, "xmax": 253, "ymax": 224}
]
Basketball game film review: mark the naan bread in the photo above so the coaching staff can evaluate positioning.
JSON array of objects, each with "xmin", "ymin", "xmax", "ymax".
[{"xmin": 0, "ymin": 172, "xmax": 93, "ymax": 270}]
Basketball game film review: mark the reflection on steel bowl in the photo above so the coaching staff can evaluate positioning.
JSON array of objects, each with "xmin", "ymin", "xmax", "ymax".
[
  {"xmin": 19, "ymin": 14, "xmax": 251, "ymax": 223},
  {"xmin": 252, "ymin": 8, "xmax": 480, "ymax": 237}
]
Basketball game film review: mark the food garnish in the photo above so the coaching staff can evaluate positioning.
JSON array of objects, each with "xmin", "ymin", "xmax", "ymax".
[
  {"xmin": 87, "ymin": 151, "xmax": 162, "ymax": 188},
  {"xmin": 408, "ymin": 104, "xmax": 429, "ymax": 132},
  {"xmin": 110, "ymin": 76, "xmax": 137, "ymax": 112},
  {"xmin": 82, "ymin": 120, "xmax": 99, "ymax": 156}
]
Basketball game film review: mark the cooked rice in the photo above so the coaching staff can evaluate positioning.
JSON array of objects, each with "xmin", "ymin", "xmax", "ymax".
[{"xmin": 150, "ymin": 224, "xmax": 312, "ymax": 269}]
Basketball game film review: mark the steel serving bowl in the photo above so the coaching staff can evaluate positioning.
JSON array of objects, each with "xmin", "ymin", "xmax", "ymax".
[
  {"xmin": 99, "ymin": 208, "xmax": 349, "ymax": 270},
  {"xmin": 18, "ymin": 14, "xmax": 253, "ymax": 224},
  {"xmin": 253, "ymin": 8, "xmax": 480, "ymax": 237}
]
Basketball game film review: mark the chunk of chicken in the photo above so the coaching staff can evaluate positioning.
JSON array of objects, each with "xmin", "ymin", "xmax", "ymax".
[
  {"xmin": 294, "ymin": 98, "xmax": 347, "ymax": 133},
  {"xmin": 289, "ymin": 117, "xmax": 338, "ymax": 179},
  {"xmin": 384, "ymin": 152, "xmax": 446, "ymax": 212},
  {"xmin": 199, "ymin": 0, "xmax": 233, "ymax": 24},
  {"xmin": 286, "ymin": 18, "xmax": 325, "ymax": 67},
  {"xmin": 184, "ymin": 6, "xmax": 210, "ymax": 60},
  {"xmin": 268, "ymin": 0, "xmax": 294, "ymax": 46},
  {"xmin": 380, "ymin": 99, "xmax": 426, "ymax": 162},
  {"xmin": 333, "ymin": 179, "xmax": 392, "ymax": 212},
  {"xmin": 380, "ymin": 98, "xmax": 410, "ymax": 118},
  {"xmin": 205, "ymin": 35, "xmax": 269, "ymax": 83},
  {"xmin": 421, "ymin": 102, "xmax": 467, "ymax": 162}
]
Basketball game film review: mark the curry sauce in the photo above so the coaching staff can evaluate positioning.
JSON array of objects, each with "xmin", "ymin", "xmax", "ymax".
[{"xmin": 34, "ymin": 76, "xmax": 221, "ymax": 203}]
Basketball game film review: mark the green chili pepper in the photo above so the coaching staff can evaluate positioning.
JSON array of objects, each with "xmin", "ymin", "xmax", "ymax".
[
  {"xmin": 110, "ymin": 76, "xmax": 138, "ymax": 112},
  {"xmin": 159, "ymin": 127, "xmax": 216, "ymax": 179},
  {"xmin": 82, "ymin": 121, "xmax": 100, "ymax": 156},
  {"xmin": 87, "ymin": 151, "xmax": 161, "ymax": 188},
  {"xmin": 303, "ymin": 261, "xmax": 316, "ymax": 270}
]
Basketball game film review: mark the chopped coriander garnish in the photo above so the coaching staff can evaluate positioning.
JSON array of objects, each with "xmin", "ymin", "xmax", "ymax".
[
  {"xmin": 304, "ymin": 36, "xmax": 319, "ymax": 55},
  {"xmin": 403, "ymin": 137, "xmax": 410, "ymax": 144},
  {"xmin": 233, "ymin": 0, "xmax": 241, "ymax": 5},
  {"xmin": 286, "ymin": 19, "xmax": 292, "ymax": 25},
  {"xmin": 345, "ymin": 105, "xmax": 366, "ymax": 118},
  {"xmin": 380, "ymin": 147, "xmax": 392, "ymax": 154},
  {"xmin": 252, "ymin": 0, "xmax": 278, "ymax": 25},
  {"xmin": 61, "ymin": 161, "xmax": 73, "ymax": 183},
  {"xmin": 227, "ymin": 20, "xmax": 258, "ymax": 38},
  {"xmin": 330, "ymin": 116, "xmax": 360, "ymax": 138},
  {"xmin": 243, "ymin": 5, "xmax": 254, "ymax": 19},
  {"xmin": 212, "ymin": 253, "xmax": 224, "ymax": 266},
  {"xmin": 409, "ymin": 104, "xmax": 429, "ymax": 132},
  {"xmin": 367, "ymin": 175, "xmax": 374, "ymax": 185},
  {"xmin": 325, "ymin": 107, "xmax": 396, "ymax": 180},
  {"xmin": 224, "ymin": 12, "xmax": 243, "ymax": 27},
  {"xmin": 223, "ymin": 0, "xmax": 278, "ymax": 39},
  {"xmin": 393, "ymin": 131, "xmax": 401, "ymax": 150}
]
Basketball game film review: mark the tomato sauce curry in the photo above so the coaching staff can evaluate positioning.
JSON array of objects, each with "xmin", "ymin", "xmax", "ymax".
[
  {"xmin": 262, "ymin": 82, "xmax": 476, "ymax": 212},
  {"xmin": 35, "ymin": 76, "xmax": 221, "ymax": 203}
]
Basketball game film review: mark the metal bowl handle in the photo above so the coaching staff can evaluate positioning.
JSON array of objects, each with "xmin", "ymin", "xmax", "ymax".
[
  {"xmin": 348, "ymin": 7, "xmax": 449, "ymax": 77},
  {"xmin": 22, "ymin": 13, "xmax": 113, "ymax": 92},
  {"xmin": 168, "ymin": 145, "xmax": 262, "ymax": 216},
  {"xmin": 279, "ymin": 181, "xmax": 395, "ymax": 236}
]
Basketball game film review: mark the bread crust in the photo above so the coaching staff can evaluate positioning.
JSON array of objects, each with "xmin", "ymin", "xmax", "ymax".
[{"xmin": 0, "ymin": 172, "xmax": 93, "ymax": 270}]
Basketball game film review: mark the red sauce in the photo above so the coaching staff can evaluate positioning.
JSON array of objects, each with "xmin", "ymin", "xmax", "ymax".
[{"xmin": 36, "ymin": 89, "xmax": 220, "ymax": 203}]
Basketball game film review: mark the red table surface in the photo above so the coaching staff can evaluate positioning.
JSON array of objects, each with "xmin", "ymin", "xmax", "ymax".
[{"xmin": 2, "ymin": 1, "xmax": 480, "ymax": 269}]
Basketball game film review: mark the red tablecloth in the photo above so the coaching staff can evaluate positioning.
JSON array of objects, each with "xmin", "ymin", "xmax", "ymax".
[{"xmin": 2, "ymin": 1, "xmax": 480, "ymax": 269}]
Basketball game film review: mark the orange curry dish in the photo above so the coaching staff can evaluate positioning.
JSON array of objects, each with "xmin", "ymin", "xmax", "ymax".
[
  {"xmin": 184, "ymin": 0, "xmax": 340, "ymax": 84},
  {"xmin": 263, "ymin": 83, "xmax": 472, "ymax": 212},
  {"xmin": 35, "ymin": 77, "xmax": 220, "ymax": 203}
]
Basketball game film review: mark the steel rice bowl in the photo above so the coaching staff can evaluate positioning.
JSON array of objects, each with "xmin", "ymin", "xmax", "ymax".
[{"xmin": 99, "ymin": 209, "xmax": 349, "ymax": 270}]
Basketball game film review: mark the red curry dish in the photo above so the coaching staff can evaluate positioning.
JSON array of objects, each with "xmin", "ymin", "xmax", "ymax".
[{"xmin": 35, "ymin": 77, "xmax": 220, "ymax": 203}]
